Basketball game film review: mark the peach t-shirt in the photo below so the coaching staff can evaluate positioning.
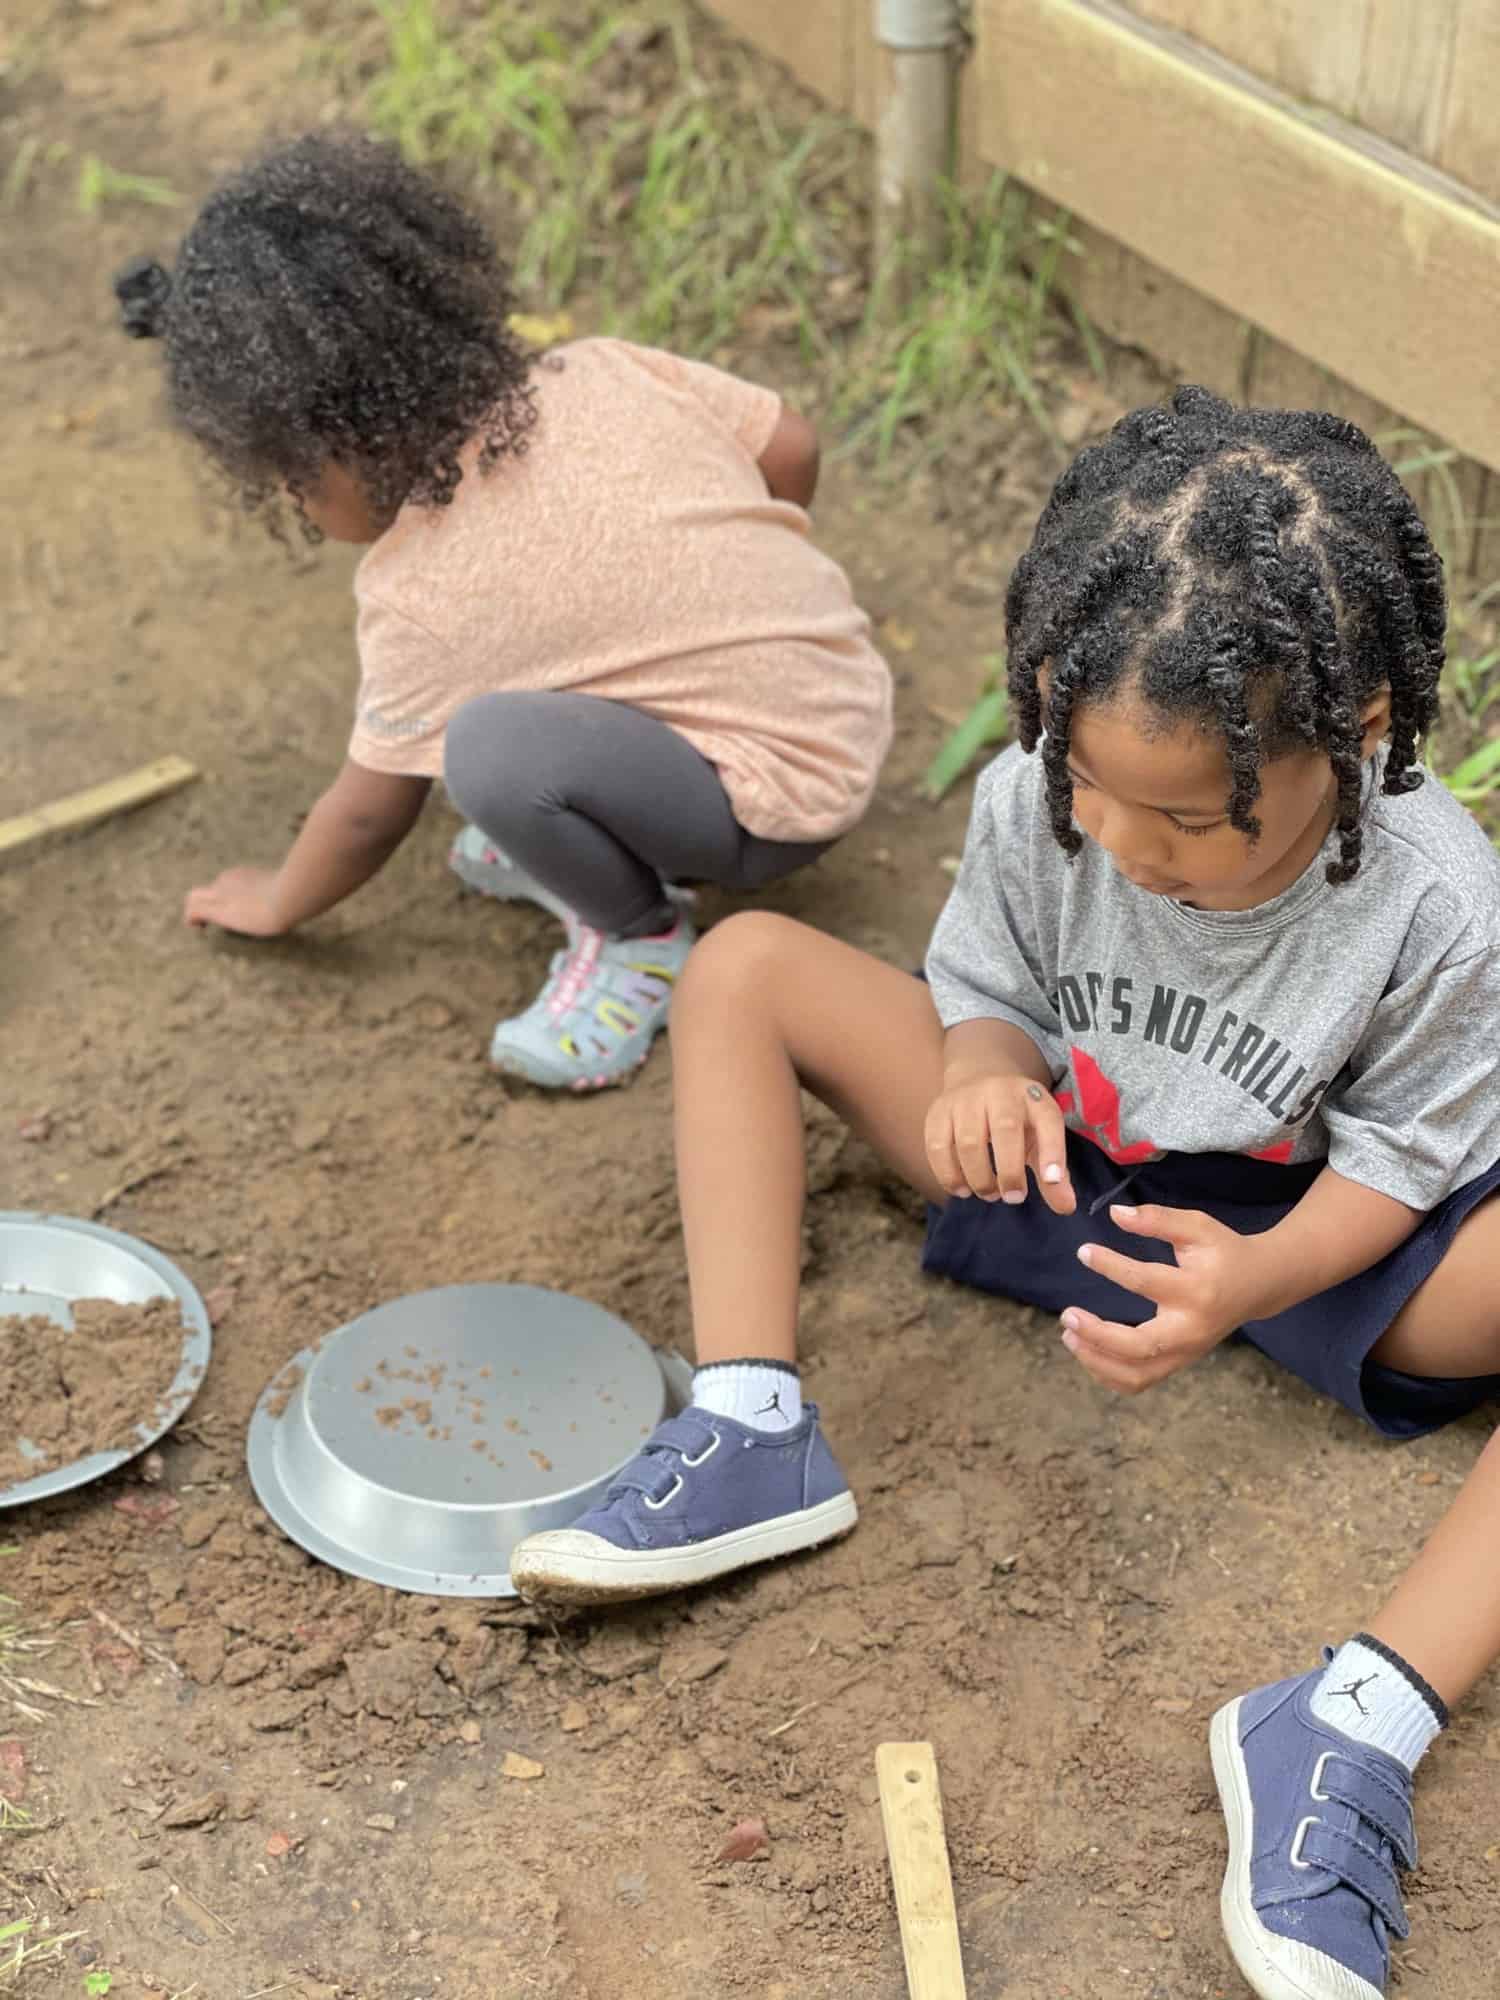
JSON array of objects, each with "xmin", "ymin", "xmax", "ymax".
[{"xmin": 351, "ymin": 339, "xmax": 892, "ymax": 843}]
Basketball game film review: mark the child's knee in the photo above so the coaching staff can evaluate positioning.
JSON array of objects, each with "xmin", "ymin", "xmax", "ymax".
[{"xmin": 677, "ymin": 911, "xmax": 802, "ymax": 1020}]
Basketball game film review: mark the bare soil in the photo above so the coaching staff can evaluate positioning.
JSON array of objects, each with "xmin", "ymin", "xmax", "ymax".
[
  {"xmin": 2, "ymin": 4, "xmax": 1496, "ymax": 1997},
  {"xmin": 1, "ymin": 1301, "xmax": 184, "ymax": 1487}
]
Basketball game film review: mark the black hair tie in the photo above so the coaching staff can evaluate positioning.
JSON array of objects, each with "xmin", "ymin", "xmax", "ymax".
[{"xmin": 114, "ymin": 255, "xmax": 173, "ymax": 339}]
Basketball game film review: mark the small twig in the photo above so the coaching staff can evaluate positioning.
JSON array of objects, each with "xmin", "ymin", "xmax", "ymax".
[
  {"xmin": 1207, "ymin": 1545, "xmax": 1232, "ymax": 1576},
  {"xmin": 238, "ymin": 1986, "xmax": 291, "ymax": 2000},
  {"xmin": 92, "ymin": 1606, "xmax": 182, "ymax": 1679},
  {"xmin": 167, "ymin": 1875, "xmax": 235, "ymax": 1937},
  {"xmin": 765, "ymin": 1668, "xmax": 873, "ymax": 1740},
  {"xmin": 92, "ymin": 1162, "xmax": 175, "ymax": 1219},
  {"xmin": 1168, "ymin": 1536, "xmax": 1182, "ymax": 1582},
  {"xmin": 545, "ymin": 1617, "xmax": 615, "ymax": 1682},
  {"xmin": 627, "ymin": 1669, "xmax": 685, "ymax": 1732}
]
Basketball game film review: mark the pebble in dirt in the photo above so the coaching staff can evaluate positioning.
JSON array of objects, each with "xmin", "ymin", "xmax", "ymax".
[
  {"xmin": 0, "ymin": 1211, "xmax": 213, "ymax": 1509},
  {"xmin": 248, "ymin": 1282, "xmax": 684, "ymax": 1597}
]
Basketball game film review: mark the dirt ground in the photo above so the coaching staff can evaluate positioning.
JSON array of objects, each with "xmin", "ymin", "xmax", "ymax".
[{"xmin": 2, "ymin": 4, "xmax": 1497, "ymax": 1996}]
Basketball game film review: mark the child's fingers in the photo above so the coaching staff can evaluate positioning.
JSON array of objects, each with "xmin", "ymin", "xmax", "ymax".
[
  {"xmin": 924, "ymin": 1104, "xmax": 981, "ymax": 1200},
  {"xmin": 979, "ymin": 1096, "xmax": 1029, "ymax": 1203},
  {"xmin": 1023, "ymin": 1090, "xmax": 1075, "ymax": 1214},
  {"xmin": 1107, "ymin": 1202, "xmax": 1212, "ymax": 1247},
  {"xmin": 1059, "ymin": 1309, "xmax": 1161, "ymax": 1395},
  {"xmin": 1076, "ymin": 1239, "xmax": 1177, "ymax": 1303}
]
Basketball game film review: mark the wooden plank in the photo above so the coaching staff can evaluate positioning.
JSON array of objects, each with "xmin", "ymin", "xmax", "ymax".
[
  {"xmin": 1434, "ymin": 4, "xmax": 1500, "ymax": 205},
  {"xmin": 0, "ymin": 756, "xmax": 199, "ymax": 857},
  {"xmin": 974, "ymin": 0, "xmax": 1500, "ymax": 474},
  {"xmin": 1043, "ymin": 208, "xmax": 1254, "ymax": 401},
  {"xmin": 1121, "ymin": 0, "xmax": 1371, "ymax": 116},
  {"xmin": 876, "ymin": 1742, "xmax": 968, "ymax": 2000},
  {"xmin": 1354, "ymin": 0, "xmax": 1459, "ymax": 161},
  {"xmin": 699, "ymin": 0, "xmax": 854, "ymax": 110}
]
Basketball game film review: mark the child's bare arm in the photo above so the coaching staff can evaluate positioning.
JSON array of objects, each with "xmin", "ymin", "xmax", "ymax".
[
  {"xmin": 185, "ymin": 761, "xmax": 431, "ymax": 936},
  {"xmin": 757, "ymin": 405, "xmax": 820, "ymax": 510}
]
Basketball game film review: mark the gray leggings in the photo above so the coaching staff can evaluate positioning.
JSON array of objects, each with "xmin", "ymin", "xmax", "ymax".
[{"xmin": 443, "ymin": 691, "xmax": 830, "ymax": 936}]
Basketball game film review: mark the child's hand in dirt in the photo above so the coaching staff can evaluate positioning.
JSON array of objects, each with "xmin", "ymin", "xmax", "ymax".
[
  {"xmin": 184, "ymin": 866, "xmax": 288, "ymax": 937},
  {"xmin": 924, "ymin": 1073, "xmax": 1076, "ymax": 1213},
  {"xmin": 1060, "ymin": 1203, "xmax": 1265, "ymax": 1394}
]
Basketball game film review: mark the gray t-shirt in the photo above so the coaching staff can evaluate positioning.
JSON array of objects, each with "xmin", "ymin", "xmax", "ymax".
[{"xmin": 926, "ymin": 744, "xmax": 1500, "ymax": 1211}]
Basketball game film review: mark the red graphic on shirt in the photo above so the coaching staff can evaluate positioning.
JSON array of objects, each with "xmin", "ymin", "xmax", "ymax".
[
  {"xmin": 1053, "ymin": 1047, "xmax": 1161, "ymax": 1166},
  {"xmin": 1250, "ymin": 1137, "xmax": 1295, "ymax": 1164},
  {"xmin": 1055, "ymin": 1047, "xmax": 1298, "ymax": 1166}
]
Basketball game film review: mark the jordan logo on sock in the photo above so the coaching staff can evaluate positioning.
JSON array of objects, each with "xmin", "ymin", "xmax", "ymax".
[
  {"xmin": 1330, "ymin": 1673, "xmax": 1380, "ymax": 1718},
  {"xmin": 754, "ymin": 1388, "xmax": 788, "ymax": 1426}
]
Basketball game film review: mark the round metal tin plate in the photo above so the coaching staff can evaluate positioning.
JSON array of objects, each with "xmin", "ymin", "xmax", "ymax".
[
  {"xmin": 247, "ymin": 1284, "xmax": 681, "ymax": 1597},
  {"xmin": 0, "ymin": 1211, "xmax": 213, "ymax": 1510}
]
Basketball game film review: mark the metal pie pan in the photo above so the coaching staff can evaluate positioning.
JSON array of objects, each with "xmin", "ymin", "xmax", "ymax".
[
  {"xmin": 247, "ymin": 1283, "xmax": 687, "ymax": 1597},
  {"xmin": 1, "ymin": 1211, "xmax": 213, "ymax": 1509}
]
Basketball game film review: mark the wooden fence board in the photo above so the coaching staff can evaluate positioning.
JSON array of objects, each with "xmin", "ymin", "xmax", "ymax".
[
  {"xmin": 1121, "ymin": 0, "xmax": 1371, "ymax": 116},
  {"xmin": 708, "ymin": 0, "xmax": 854, "ymax": 109},
  {"xmin": 1353, "ymin": 0, "xmax": 1459, "ymax": 161},
  {"xmin": 974, "ymin": 0, "xmax": 1500, "ymax": 475},
  {"xmin": 1435, "ymin": 6, "xmax": 1500, "ymax": 203}
]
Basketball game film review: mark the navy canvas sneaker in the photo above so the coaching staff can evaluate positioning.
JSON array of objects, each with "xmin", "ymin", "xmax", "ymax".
[
  {"xmin": 509, "ymin": 1405, "xmax": 857, "ymax": 1604},
  {"xmin": 1211, "ymin": 1664, "xmax": 1417, "ymax": 2000}
]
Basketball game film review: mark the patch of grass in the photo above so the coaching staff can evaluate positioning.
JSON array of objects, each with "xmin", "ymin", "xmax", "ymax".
[
  {"xmin": 77, "ymin": 155, "xmax": 182, "ymax": 216},
  {"xmin": 365, "ymin": 0, "xmax": 863, "ymax": 353},
  {"xmin": 0, "ymin": 1918, "xmax": 83, "ymax": 1988},
  {"xmin": 835, "ymin": 185, "xmax": 1075, "ymax": 469}
]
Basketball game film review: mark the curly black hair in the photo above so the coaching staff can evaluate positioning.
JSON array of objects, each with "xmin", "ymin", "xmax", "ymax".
[
  {"xmin": 1005, "ymin": 386, "xmax": 1447, "ymax": 883},
  {"xmin": 113, "ymin": 129, "xmax": 536, "ymax": 530}
]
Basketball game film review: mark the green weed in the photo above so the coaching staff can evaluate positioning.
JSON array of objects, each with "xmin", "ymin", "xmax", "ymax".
[
  {"xmin": 925, "ymin": 656, "xmax": 1009, "ymax": 799},
  {"xmin": 834, "ymin": 178, "xmax": 1070, "ymax": 468},
  {"xmin": 0, "ymin": 1917, "xmax": 82, "ymax": 1987},
  {"xmin": 365, "ymin": 0, "xmax": 860, "ymax": 352},
  {"xmin": 77, "ymin": 155, "xmax": 182, "ymax": 216}
]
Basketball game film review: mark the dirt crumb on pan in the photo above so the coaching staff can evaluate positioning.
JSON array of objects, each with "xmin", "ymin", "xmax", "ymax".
[{"xmin": 1, "ymin": 1297, "xmax": 183, "ymax": 1484}]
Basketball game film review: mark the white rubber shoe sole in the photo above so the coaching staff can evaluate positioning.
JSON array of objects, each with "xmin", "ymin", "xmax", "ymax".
[
  {"xmin": 510, "ymin": 1490, "xmax": 859, "ymax": 1605},
  {"xmin": 1210, "ymin": 1700, "xmax": 1384, "ymax": 2000},
  {"xmin": 449, "ymin": 836, "xmax": 572, "ymax": 922}
]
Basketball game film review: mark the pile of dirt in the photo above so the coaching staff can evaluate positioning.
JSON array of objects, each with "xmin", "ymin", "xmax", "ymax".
[{"xmin": 0, "ymin": 1297, "xmax": 184, "ymax": 1485}]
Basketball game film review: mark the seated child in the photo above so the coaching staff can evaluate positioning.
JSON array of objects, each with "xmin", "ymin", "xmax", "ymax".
[
  {"xmin": 114, "ymin": 130, "xmax": 891, "ymax": 1091},
  {"xmin": 511, "ymin": 390, "xmax": 1500, "ymax": 2000}
]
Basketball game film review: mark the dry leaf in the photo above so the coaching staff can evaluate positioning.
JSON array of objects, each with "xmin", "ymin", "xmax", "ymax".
[
  {"xmin": 501, "ymin": 1752, "xmax": 544, "ymax": 1782},
  {"xmin": 717, "ymin": 1817, "xmax": 769, "ymax": 1864},
  {"xmin": 114, "ymin": 1493, "xmax": 179, "ymax": 1529},
  {"xmin": 0, "ymin": 1737, "xmax": 28, "ymax": 1804},
  {"xmin": 203, "ymin": 1286, "xmax": 236, "ymax": 1328},
  {"xmin": 508, "ymin": 311, "xmax": 574, "ymax": 346},
  {"xmin": 265, "ymin": 1830, "xmax": 296, "ymax": 1858}
]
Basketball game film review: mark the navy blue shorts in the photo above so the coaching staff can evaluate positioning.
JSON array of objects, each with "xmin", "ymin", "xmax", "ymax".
[{"xmin": 922, "ymin": 1131, "xmax": 1500, "ymax": 1441}]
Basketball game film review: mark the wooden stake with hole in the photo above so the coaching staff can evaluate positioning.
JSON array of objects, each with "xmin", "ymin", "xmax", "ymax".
[
  {"xmin": 876, "ymin": 1741, "xmax": 968, "ymax": 1999},
  {"xmin": 0, "ymin": 756, "xmax": 198, "ymax": 858}
]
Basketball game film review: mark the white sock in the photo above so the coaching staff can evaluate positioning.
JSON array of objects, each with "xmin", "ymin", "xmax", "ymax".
[
  {"xmin": 1308, "ymin": 1634, "xmax": 1447, "ymax": 1773},
  {"xmin": 692, "ymin": 1360, "xmax": 802, "ymax": 1432}
]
